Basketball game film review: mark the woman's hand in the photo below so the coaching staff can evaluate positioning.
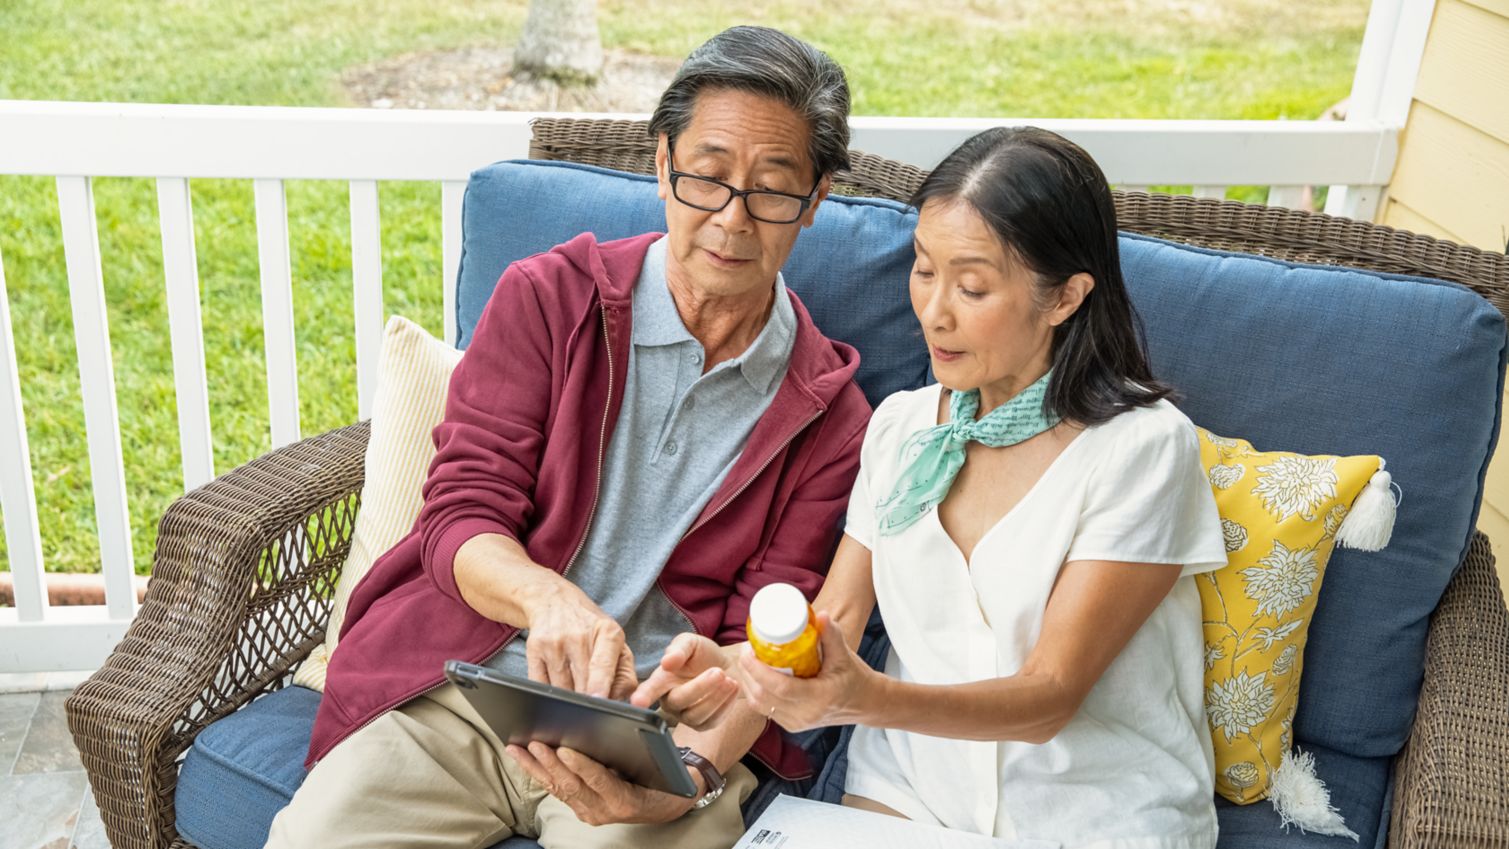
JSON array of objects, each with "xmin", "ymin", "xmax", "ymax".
[
  {"xmin": 738, "ymin": 611, "xmax": 880, "ymax": 732},
  {"xmin": 630, "ymin": 633, "xmax": 742, "ymax": 730}
]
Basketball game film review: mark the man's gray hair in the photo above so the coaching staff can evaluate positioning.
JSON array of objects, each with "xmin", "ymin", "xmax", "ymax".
[{"xmin": 649, "ymin": 26, "xmax": 852, "ymax": 178}]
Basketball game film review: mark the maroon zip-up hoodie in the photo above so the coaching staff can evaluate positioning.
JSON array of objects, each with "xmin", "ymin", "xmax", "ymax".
[{"xmin": 308, "ymin": 233, "xmax": 871, "ymax": 780}]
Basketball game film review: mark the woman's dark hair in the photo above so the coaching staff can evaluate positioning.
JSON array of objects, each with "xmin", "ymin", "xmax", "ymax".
[{"xmin": 912, "ymin": 126, "xmax": 1171, "ymax": 426}]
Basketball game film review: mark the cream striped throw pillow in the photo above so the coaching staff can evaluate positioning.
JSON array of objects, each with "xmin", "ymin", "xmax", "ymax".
[{"xmin": 293, "ymin": 316, "xmax": 463, "ymax": 691}]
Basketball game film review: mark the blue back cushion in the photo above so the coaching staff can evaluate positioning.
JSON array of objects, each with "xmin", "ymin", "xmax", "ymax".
[
  {"xmin": 456, "ymin": 160, "xmax": 925, "ymax": 407},
  {"xmin": 455, "ymin": 160, "xmax": 1507, "ymax": 761},
  {"xmin": 1121, "ymin": 233, "xmax": 1506, "ymax": 756}
]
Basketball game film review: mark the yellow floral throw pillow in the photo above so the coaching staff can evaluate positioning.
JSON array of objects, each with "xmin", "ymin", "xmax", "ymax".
[{"xmin": 1196, "ymin": 427, "xmax": 1394, "ymax": 831}]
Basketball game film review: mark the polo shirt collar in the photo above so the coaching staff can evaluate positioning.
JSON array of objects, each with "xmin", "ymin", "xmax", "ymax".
[{"xmin": 631, "ymin": 237, "xmax": 795, "ymax": 395}]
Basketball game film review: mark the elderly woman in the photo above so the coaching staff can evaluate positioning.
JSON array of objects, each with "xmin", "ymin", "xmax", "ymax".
[{"xmin": 635, "ymin": 126, "xmax": 1226, "ymax": 849}]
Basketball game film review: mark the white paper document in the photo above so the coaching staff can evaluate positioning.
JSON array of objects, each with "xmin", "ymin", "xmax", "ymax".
[{"xmin": 733, "ymin": 795, "xmax": 1060, "ymax": 849}]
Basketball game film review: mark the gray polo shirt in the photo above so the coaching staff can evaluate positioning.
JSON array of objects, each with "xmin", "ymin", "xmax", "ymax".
[{"xmin": 485, "ymin": 237, "xmax": 796, "ymax": 679}]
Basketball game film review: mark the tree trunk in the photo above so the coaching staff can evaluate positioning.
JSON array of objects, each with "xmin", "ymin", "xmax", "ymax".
[{"xmin": 513, "ymin": 0, "xmax": 604, "ymax": 85}]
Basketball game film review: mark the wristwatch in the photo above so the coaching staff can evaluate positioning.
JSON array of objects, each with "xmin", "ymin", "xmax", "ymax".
[{"xmin": 677, "ymin": 747, "xmax": 726, "ymax": 810}]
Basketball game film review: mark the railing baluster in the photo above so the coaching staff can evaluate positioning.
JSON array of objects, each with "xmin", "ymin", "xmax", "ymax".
[
  {"xmin": 1325, "ymin": 184, "xmax": 1385, "ymax": 220},
  {"xmin": 441, "ymin": 180, "xmax": 466, "ymax": 348},
  {"xmin": 156, "ymin": 177, "xmax": 214, "ymax": 490},
  {"xmin": 1192, "ymin": 185, "xmax": 1228, "ymax": 200},
  {"xmin": 57, "ymin": 176, "xmax": 136, "ymax": 619},
  {"xmin": 1266, "ymin": 186, "xmax": 1310, "ymax": 210},
  {"xmin": 349, "ymin": 180, "xmax": 383, "ymax": 420},
  {"xmin": 0, "ymin": 245, "xmax": 48, "ymax": 622},
  {"xmin": 254, "ymin": 178, "xmax": 301, "ymax": 449}
]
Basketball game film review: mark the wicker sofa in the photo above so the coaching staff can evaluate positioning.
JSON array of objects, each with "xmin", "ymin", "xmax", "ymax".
[{"xmin": 66, "ymin": 117, "xmax": 1509, "ymax": 849}]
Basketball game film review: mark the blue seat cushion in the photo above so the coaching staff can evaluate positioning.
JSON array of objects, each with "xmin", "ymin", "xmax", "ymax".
[
  {"xmin": 813, "ymin": 740, "xmax": 1391, "ymax": 848},
  {"xmin": 175, "ymin": 685, "xmax": 826, "ymax": 849},
  {"xmin": 175, "ymin": 686, "xmax": 539, "ymax": 849},
  {"xmin": 181, "ymin": 685, "xmax": 1388, "ymax": 848},
  {"xmin": 1121, "ymin": 233, "xmax": 1506, "ymax": 758},
  {"xmin": 1213, "ymin": 742, "xmax": 1393, "ymax": 849},
  {"xmin": 455, "ymin": 160, "xmax": 926, "ymax": 409},
  {"xmin": 176, "ymin": 685, "xmax": 317, "ymax": 849}
]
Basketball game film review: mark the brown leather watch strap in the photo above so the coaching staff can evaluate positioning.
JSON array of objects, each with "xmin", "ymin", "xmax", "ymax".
[{"xmin": 677, "ymin": 746, "xmax": 726, "ymax": 809}]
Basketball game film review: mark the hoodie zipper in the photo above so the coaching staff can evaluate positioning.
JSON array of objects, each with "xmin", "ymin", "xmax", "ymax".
[
  {"xmin": 660, "ymin": 408, "xmax": 823, "ymax": 783},
  {"xmin": 562, "ymin": 306, "xmax": 615, "ymax": 582},
  {"xmin": 657, "ymin": 408, "xmax": 823, "ymax": 634},
  {"xmin": 321, "ymin": 308, "xmax": 618, "ymax": 763}
]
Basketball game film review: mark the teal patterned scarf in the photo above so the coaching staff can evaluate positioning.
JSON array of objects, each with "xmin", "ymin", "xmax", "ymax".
[{"xmin": 876, "ymin": 371, "xmax": 1060, "ymax": 536}]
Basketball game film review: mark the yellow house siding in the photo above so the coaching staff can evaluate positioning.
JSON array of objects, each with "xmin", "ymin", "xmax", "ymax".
[
  {"xmin": 1379, "ymin": 198, "xmax": 1465, "ymax": 244},
  {"xmin": 1485, "ymin": 445, "xmax": 1509, "ymax": 511},
  {"xmin": 1387, "ymin": 103, "xmax": 1509, "ymax": 249},
  {"xmin": 1413, "ymin": 0, "xmax": 1509, "ymax": 147},
  {"xmin": 1476, "ymin": 501, "xmax": 1509, "ymax": 594},
  {"xmin": 1460, "ymin": 0, "xmax": 1509, "ymax": 21},
  {"xmin": 1379, "ymin": 0, "xmax": 1509, "ymax": 579},
  {"xmin": 1482, "ymin": 401, "xmax": 1509, "ymax": 574},
  {"xmin": 1382, "ymin": 0, "xmax": 1509, "ymax": 252}
]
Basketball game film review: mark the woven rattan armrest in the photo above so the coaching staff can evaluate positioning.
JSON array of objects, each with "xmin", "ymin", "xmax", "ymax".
[
  {"xmin": 1390, "ymin": 531, "xmax": 1509, "ymax": 848},
  {"xmin": 64, "ymin": 421, "xmax": 368, "ymax": 849}
]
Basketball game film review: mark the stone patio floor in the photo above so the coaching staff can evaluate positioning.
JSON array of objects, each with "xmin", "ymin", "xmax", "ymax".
[{"xmin": 1, "ymin": 671, "xmax": 109, "ymax": 849}]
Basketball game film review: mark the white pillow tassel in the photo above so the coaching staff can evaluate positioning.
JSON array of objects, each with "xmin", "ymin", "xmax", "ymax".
[
  {"xmin": 1337, "ymin": 462, "xmax": 1396, "ymax": 551},
  {"xmin": 1269, "ymin": 748, "xmax": 1359, "ymax": 841}
]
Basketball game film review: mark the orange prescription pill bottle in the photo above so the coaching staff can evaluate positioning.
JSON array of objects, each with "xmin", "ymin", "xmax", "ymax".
[{"xmin": 746, "ymin": 582, "xmax": 822, "ymax": 678}]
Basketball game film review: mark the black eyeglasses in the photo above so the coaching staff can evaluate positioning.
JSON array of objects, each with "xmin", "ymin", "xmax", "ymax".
[{"xmin": 666, "ymin": 140, "xmax": 820, "ymax": 224}]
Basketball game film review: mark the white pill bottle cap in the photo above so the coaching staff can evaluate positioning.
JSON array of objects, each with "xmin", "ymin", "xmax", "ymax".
[{"xmin": 749, "ymin": 583, "xmax": 811, "ymax": 645}]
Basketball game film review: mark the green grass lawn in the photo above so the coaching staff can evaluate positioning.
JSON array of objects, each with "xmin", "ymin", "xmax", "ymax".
[{"xmin": 0, "ymin": 0, "xmax": 1369, "ymax": 576}]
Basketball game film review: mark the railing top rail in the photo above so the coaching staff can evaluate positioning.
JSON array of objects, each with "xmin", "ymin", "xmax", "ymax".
[{"xmin": 0, "ymin": 100, "xmax": 1397, "ymax": 186}]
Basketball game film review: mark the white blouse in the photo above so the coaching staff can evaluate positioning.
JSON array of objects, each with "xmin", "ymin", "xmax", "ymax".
[{"xmin": 843, "ymin": 384, "xmax": 1228, "ymax": 849}]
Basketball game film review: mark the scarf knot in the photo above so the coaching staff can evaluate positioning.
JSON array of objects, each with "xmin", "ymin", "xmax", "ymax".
[{"xmin": 875, "ymin": 372, "xmax": 1060, "ymax": 535}]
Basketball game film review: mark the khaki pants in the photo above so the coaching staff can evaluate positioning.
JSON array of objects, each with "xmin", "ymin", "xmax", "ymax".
[{"xmin": 266, "ymin": 683, "xmax": 756, "ymax": 849}]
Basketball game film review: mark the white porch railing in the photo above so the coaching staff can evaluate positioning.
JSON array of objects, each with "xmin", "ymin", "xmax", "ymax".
[{"xmin": 0, "ymin": 101, "xmax": 1403, "ymax": 671}]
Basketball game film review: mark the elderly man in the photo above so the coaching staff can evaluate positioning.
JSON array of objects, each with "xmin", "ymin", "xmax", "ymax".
[{"xmin": 265, "ymin": 25, "xmax": 870, "ymax": 849}]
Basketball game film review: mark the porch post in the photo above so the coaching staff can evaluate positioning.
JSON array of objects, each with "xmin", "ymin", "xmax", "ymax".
[{"xmin": 1325, "ymin": 0, "xmax": 1437, "ymax": 221}]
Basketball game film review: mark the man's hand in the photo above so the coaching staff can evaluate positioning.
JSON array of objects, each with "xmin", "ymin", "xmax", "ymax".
[
  {"xmin": 506, "ymin": 742, "xmax": 700, "ymax": 825},
  {"xmin": 453, "ymin": 534, "xmax": 637, "ymax": 699},
  {"xmin": 522, "ymin": 582, "xmax": 638, "ymax": 700},
  {"xmin": 630, "ymin": 633, "xmax": 742, "ymax": 730}
]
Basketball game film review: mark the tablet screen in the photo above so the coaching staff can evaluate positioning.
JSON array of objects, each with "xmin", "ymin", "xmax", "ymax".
[{"xmin": 444, "ymin": 660, "xmax": 698, "ymax": 798}]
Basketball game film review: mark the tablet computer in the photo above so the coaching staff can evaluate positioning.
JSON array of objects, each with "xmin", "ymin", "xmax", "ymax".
[{"xmin": 443, "ymin": 660, "xmax": 698, "ymax": 798}]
